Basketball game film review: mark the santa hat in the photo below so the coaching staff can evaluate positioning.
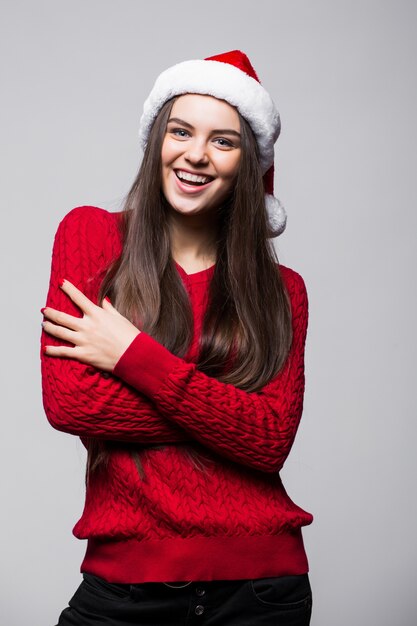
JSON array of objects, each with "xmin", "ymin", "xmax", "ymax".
[{"xmin": 139, "ymin": 50, "xmax": 286, "ymax": 237}]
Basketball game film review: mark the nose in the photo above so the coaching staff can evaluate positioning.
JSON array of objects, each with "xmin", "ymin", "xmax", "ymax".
[{"xmin": 184, "ymin": 138, "xmax": 209, "ymax": 166}]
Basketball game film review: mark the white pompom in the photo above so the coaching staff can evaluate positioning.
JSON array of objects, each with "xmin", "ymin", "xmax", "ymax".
[{"xmin": 265, "ymin": 194, "xmax": 287, "ymax": 237}]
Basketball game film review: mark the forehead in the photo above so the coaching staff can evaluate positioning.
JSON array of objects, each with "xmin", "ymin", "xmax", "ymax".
[{"xmin": 170, "ymin": 94, "xmax": 240, "ymax": 129}]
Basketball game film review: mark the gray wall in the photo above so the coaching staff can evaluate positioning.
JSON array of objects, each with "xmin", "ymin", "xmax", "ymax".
[{"xmin": 1, "ymin": 0, "xmax": 416, "ymax": 624}]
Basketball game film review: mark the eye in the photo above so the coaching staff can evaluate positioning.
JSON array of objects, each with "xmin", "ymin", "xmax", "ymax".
[
  {"xmin": 213, "ymin": 137, "xmax": 234, "ymax": 148},
  {"xmin": 170, "ymin": 128, "xmax": 190, "ymax": 139}
]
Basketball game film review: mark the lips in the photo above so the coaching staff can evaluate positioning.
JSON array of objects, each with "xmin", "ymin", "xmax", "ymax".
[
  {"xmin": 173, "ymin": 169, "xmax": 215, "ymax": 194},
  {"xmin": 175, "ymin": 169, "xmax": 214, "ymax": 186}
]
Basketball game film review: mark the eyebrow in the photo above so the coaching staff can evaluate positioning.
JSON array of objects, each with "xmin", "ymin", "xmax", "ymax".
[{"xmin": 167, "ymin": 117, "xmax": 241, "ymax": 137}]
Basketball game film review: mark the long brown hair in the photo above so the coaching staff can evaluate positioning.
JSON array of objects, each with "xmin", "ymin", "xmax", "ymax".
[{"xmin": 88, "ymin": 96, "xmax": 292, "ymax": 475}]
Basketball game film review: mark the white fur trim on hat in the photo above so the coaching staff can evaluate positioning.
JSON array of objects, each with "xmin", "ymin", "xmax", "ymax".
[
  {"xmin": 139, "ymin": 59, "xmax": 280, "ymax": 174},
  {"xmin": 265, "ymin": 194, "xmax": 287, "ymax": 237}
]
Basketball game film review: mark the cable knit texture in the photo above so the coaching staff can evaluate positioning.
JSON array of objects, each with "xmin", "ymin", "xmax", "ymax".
[{"xmin": 41, "ymin": 206, "xmax": 313, "ymax": 583}]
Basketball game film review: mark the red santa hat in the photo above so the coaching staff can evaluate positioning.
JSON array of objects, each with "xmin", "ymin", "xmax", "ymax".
[{"xmin": 139, "ymin": 50, "xmax": 286, "ymax": 237}]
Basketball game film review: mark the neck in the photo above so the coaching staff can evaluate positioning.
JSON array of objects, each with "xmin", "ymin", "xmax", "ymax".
[{"xmin": 168, "ymin": 211, "xmax": 219, "ymax": 266}]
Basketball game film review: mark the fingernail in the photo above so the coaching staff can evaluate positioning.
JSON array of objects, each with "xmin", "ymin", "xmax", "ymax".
[
  {"xmin": 59, "ymin": 278, "xmax": 65, "ymax": 287},
  {"xmin": 40, "ymin": 307, "xmax": 46, "ymax": 315},
  {"xmin": 43, "ymin": 346, "xmax": 48, "ymax": 355}
]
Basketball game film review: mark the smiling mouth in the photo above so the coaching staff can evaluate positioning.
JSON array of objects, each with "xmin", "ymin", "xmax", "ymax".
[{"xmin": 175, "ymin": 169, "xmax": 214, "ymax": 186}]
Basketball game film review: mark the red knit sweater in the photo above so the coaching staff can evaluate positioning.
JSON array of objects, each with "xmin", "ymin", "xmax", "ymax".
[{"xmin": 41, "ymin": 206, "xmax": 313, "ymax": 584}]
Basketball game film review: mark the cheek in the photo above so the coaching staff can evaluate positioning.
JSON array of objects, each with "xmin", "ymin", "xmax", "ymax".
[
  {"xmin": 218, "ymin": 153, "xmax": 241, "ymax": 181},
  {"xmin": 161, "ymin": 139, "xmax": 171, "ymax": 166},
  {"xmin": 215, "ymin": 161, "xmax": 240, "ymax": 198},
  {"xmin": 161, "ymin": 137, "xmax": 182, "ymax": 166}
]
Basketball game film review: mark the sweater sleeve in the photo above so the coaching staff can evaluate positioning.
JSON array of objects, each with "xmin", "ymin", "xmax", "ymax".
[
  {"xmin": 41, "ymin": 206, "xmax": 189, "ymax": 444},
  {"xmin": 113, "ymin": 267, "xmax": 309, "ymax": 473}
]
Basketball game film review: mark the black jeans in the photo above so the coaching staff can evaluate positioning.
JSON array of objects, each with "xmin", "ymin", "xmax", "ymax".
[{"xmin": 56, "ymin": 573, "xmax": 312, "ymax": 625}]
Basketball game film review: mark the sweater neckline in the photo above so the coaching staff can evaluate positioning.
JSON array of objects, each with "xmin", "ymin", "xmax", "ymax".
[{"xmin": 174, "ymin": 261, "xmax": 216, "ymax": 284}]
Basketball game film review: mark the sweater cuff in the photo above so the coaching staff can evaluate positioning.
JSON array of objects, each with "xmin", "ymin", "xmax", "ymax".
[{"xmin": 112, "ymin": 332, "xmax": 184, "ymax": 398}]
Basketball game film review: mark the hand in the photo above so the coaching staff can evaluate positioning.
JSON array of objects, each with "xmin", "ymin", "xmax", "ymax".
[{"xmin": 42, "ymin": 279, "xmax": 140, "ymax": 372}]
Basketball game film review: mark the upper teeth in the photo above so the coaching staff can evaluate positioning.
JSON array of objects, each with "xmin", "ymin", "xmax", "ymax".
[{"xmin": 176, "ymin": 170, "xmax": 211, "ymax": 184}]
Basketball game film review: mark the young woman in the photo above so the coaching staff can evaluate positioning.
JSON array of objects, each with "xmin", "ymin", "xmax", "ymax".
[{"xmin": 41, "ymin": 50, "xmax": 313, "ymax": 626}]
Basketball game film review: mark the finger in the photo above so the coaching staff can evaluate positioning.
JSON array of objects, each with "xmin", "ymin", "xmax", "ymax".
[
  {"xmin": 42, "ymin": 320, "xmax": 78, "ymax": 344},
  {"xmin": 44, "ymin": 344, "xmax": 81, "ymax": 359},
  {"xmin": 41, "ymin": 307, "xmax": 82, "ymax": 331},
  {"xmin": 60, "ymin": 279, "xmax": 96, "ymax": 315},
  {"xmin": 101, "ymin": 296, "xmax": 115, "ymax": 310}
]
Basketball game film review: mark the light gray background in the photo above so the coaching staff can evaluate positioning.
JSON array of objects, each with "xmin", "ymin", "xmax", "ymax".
[{"xmin": 1, "ymin": 1, "xmax": 416, "ymax": 624}]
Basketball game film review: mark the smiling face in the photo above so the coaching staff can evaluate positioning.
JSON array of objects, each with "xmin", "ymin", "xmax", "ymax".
[{"xmin": 161, "ymin": 94, "xmax": 241, "ymax": 218}]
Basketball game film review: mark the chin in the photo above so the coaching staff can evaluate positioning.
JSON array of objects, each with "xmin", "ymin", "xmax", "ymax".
[
  {"xmin": 164, "ymin": 193, "xmax": 215, "ymax": 216},
  {"xmin": 171, "ymin": 203, "xmax": 214, "ymax": 217}
]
